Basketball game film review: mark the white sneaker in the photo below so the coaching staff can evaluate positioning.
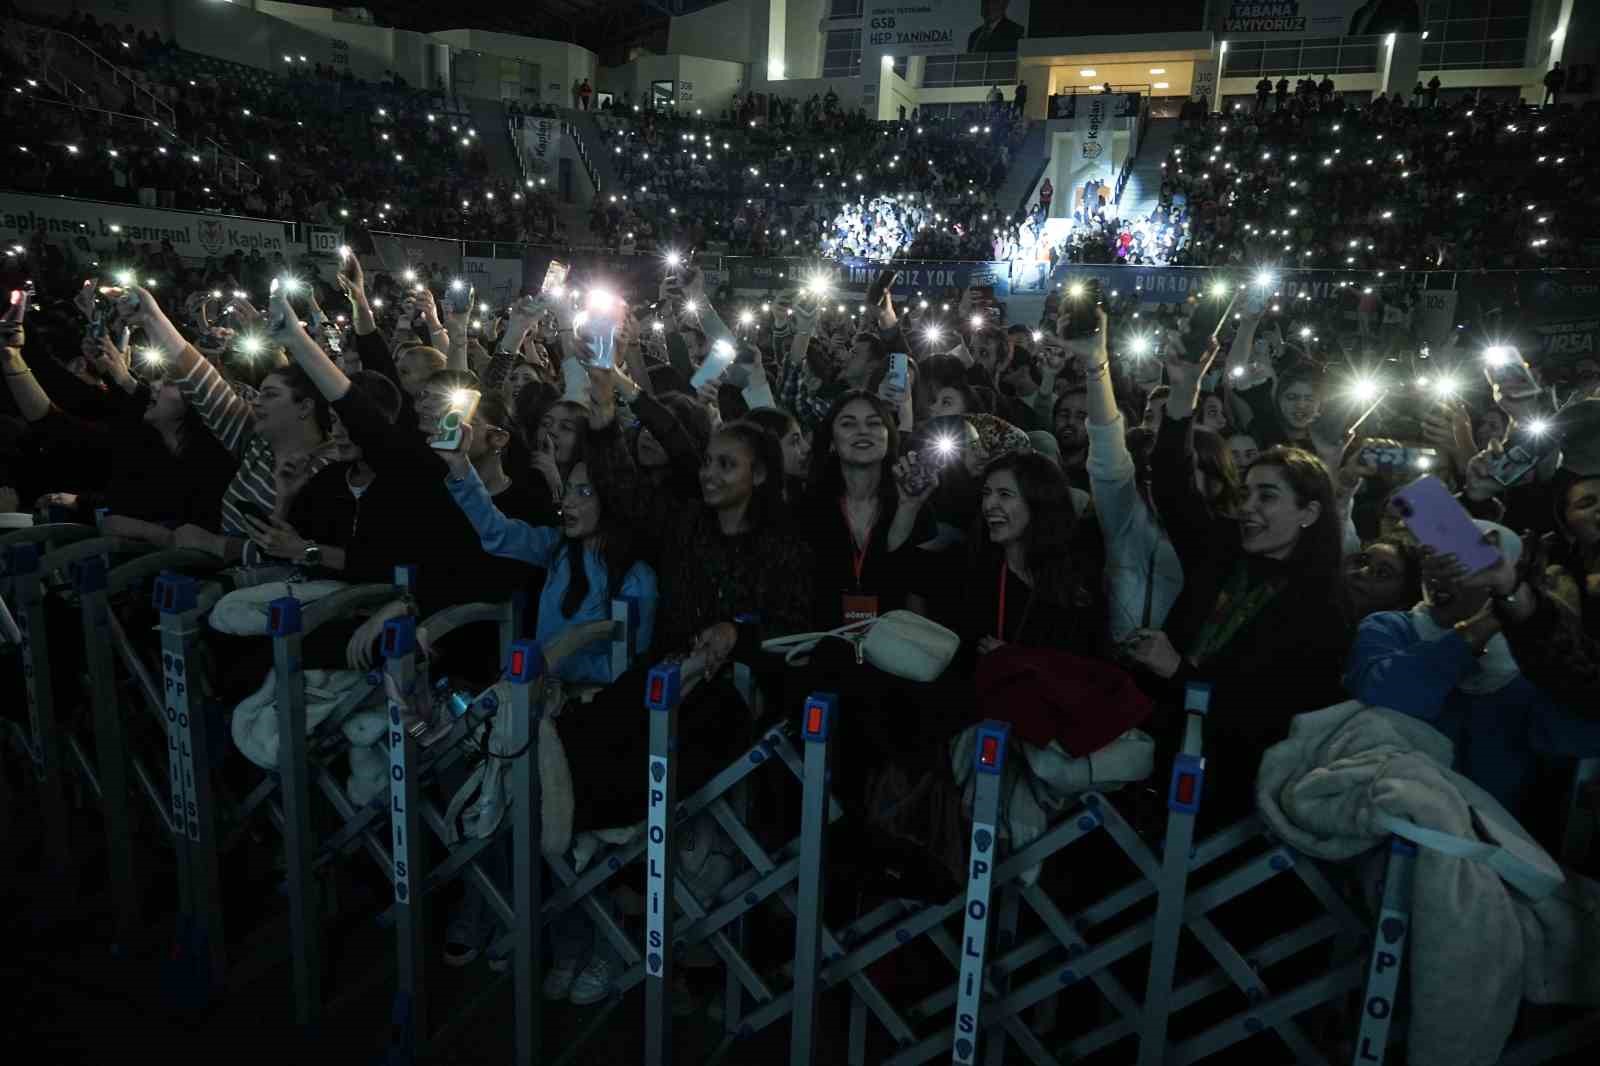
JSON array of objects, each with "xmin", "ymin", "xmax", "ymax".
[
  {"xmin": 568, "ymin": 954, "xmax": 615, "ymax": 1006},
  {"xmin": 542, "ymin": 956, "xmax": 579, "ymax": 998}
]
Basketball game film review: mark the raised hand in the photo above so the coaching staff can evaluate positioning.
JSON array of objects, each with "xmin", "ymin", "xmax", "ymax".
[{"xmin": 240, "ymin": 512, "xmax": 309, "ymax": 560}]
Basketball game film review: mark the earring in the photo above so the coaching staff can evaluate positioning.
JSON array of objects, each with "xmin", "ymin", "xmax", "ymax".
[{"xmin": 1299, "ymin": 521, "xmax": 1310, "ymax": 528}]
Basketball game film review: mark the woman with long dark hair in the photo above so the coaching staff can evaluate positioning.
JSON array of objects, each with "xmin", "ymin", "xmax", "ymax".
[
  {"xmin": 443, "ymin": 430, "xmax": 656, "ymax": 684},
  {"xmin": 798, "ymin": 389, "xmax": 934, "ymax": 629},
  {"xmin": 1126, "ymin": 336, "xmax": 1351, "ymax": 826},
  {"xmin": 942, "ymin": 450, "xmax": 1103, "ymax": 657}
]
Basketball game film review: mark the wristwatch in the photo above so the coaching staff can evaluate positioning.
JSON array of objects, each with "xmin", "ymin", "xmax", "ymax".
[{"xmin": 298, "ymin": 543, "xmax": 322, "ymax": 568}]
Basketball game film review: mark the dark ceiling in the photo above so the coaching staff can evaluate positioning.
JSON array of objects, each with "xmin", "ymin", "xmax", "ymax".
[{"xmin": 350, "ymin": 0, "xmax": 684, "ymax": 56}]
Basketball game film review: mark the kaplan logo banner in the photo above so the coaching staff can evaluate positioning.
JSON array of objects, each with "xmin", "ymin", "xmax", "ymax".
[
  {"xmin": 863, "ymin": 0, "xmax": 1029, "ymax": 57},
  {"xmin": 0, "ymin": 193, "xmax": 290, "ymax": 261},
  {"xmin": 1215, "ymin": 1, "xmax": 1422, "ymax": 39},
  {"xmin": 525, "ymin": 119, "xmax": 563, "ymax": 163},
  {"xmin": 1079, "ymin": 96, "xmax": 1108, "ymax": 160}
]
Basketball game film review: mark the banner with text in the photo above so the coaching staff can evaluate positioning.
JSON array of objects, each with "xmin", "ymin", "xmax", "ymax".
[
  {"xmin": 862, "ymin": 0, "xmax": 1030, "ymax": 56},
  {"xmin": 1513, "ymin": 272, "xmax": 1599, "ymax": 364},
  {"xmin": 463, "ymin": 256, "xmax": 525, "ymax": 309},
  {"xmin": 728, "ymin": 257, "xmax": 1010, "ymax": 298},
  {"xmin": 1213, "ymin": 1, "xmax": 1422, "ymax": 40},
  {"xmin": 1048, "ymin": 92, "xmax": 1141, "ymax": 122},
  {"xmin": 0, "ymin": 193, "xmax": 291, "ymax": 262},
  {"xmin": 306, "ymin": 225, "xmax": 345, "ymax": 257},
  {"xmin": 370, "ymin": 231, "xmax": 463, "ymax": 276},
  {"xmin": 523, "ymin": 119, "xmax": 563, "ymax": 169}
]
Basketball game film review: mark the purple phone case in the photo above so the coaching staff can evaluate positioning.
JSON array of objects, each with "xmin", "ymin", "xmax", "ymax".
[{"xmin": 1388, "ymin": 476, "xmax": 1500, "ymax": 573}]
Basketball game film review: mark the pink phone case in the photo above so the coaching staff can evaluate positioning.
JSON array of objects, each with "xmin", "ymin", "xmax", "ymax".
[{"xmin": 1387, "ymin": 476, "xmax": 1500, "ymax": 573}]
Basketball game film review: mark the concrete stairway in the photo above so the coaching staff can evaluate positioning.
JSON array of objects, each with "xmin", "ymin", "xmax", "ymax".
[{"xmin": 1115, "ymin": 116, "xmax": 1183, "ymax": 223}]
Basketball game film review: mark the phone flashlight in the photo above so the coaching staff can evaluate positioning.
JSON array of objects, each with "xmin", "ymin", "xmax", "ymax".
[
  {"xmin": 114, "ymin": 270, "xmax": 134, "ymax": 287},
  {"xmin": 1483, "ymin": 346, "xmax": 1511, "ymax": 367},
  {"xmin": 210, "ymin": 289, "xmax": 223, "ymax": 299},
  {"xmin": 650, "ymin": 321, "xmax": 664, "ymax": 333},
  {"xmin": 665, "ymin": 251, "xmax": 682, "ymax": 268},
  {"xmin": 403, "ymin": 269, "xmax": 418, "ymax": 283},
  {"xmin": 739, "ymin": 311, "xmax": 754, "ymax": 327},
  {"xmin": 683, "ymin": 299, "xmax": 699, "ymax": 314},
  {"xmin": 238, "ymin": 335, "xmax": 265, "ymax": 357},
  {"xmin": 449, "ymin": 278, "xmax": 465, "ymax": 292},
  {"xmin": 934, "ymin": 435, "xmax": 957, "ymax": 457},
  {"xmin": 449, "ymin": 388, "xmax": 475, "ymax": 410},
  {"xmin": 338, "ymin": 244, "xmax": 352, "ymax": 259},
  {"xmin": 969, "ymin": 315, "xmax": 983, "ymax": 331},
  {"xmin": 280, "ymin": 276, "xmax": 302, "ymax": 294},
  {"xmin": 1031, "ymin": 330, "xmax": 1043, "ymax": 343}
]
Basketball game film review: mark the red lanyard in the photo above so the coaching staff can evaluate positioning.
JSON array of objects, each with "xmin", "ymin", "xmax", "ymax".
[
  {"xmin": 839, "ymin": 497, "xmax": 877, "ymax": 588},
  {"xmin": 996, "ymin": 559, "xmax": 1008, "ymax": 640},
  {"xmin": 998, "ymin": 559, "xmax": 1036, "ymax": 643}
]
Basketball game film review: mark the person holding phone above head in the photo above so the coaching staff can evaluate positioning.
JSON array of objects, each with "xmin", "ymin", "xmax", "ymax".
[
  {"xmin": 1, "ymin": 292, "xmax": 233, "ymax": 534},
  {"xmin": 261, "ymin": 286, "xmax": 544, "ymax": 669},
  {"xmin": 1463, "ymin": 425, "xmax": 1600, "ymax": 711},
  {"xmin": 1064, "ymin": 304, "xmax": 1185, "ymax": 645},
  {"xmin": 1345, "ymin": 518, "xmax": 1600, "ymax": 817},
  {"xmin": 1124, "ymin": 326, "xmax": 1350, "ymax": 828},
  {"xmin": 107, "ymin": 283, "xmax": 336, "ymax": 562}
]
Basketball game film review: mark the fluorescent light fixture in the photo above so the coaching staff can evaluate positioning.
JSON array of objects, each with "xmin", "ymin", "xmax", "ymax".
[{"xmin": 1080, "ymin": 69, "xmax": 1097, "ymax": 77}]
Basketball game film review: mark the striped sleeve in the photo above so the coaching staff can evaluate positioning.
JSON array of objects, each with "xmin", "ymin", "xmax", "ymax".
[{"xmin": 175, "ymin": 356, "xmax": 254, "ymax": 457}]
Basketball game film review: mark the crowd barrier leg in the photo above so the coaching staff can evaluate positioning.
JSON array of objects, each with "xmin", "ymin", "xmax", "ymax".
[
  {"xmin": 383, "ymin": 609, "xmax": 428, "ymax": 1061},
  {"xmin": 77, "ymin": 555, "xmax": 153, "ymax": 949},
  {"xmin": 790, "ymin": 692, "xmax": 839, "ymax": 1066},
  {"xmin": 644, "ymin": 661, "xmax": 684, "ymax": 1066},
  {"xmin": 266, "ymin": 594, "xmax": 322, "ymax": 1027},
  {"xmin": 1139, "ymin": 681, "xmax": 1212, "ymax": 1066},
  {"xmin": 8, "ymin": 541, "xmax": 73, "ymax": 886},
  {"xmin": 1352, "ymin": 839, "xmax": 1415, "ymax": 1066},
  {"xmin": 154, "ymin": 572, "xmax": 228, "ymax": 997},
  {"xmin": 507, "ymin": 637, "xmax": 545, "ymax": 1066},
  {"xmin": 952, "ymin": 721, "xmax": 1010, "ymax": 1066}
]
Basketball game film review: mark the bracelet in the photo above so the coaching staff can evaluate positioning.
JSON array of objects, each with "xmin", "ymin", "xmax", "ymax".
[
  {"xmin": 4, "ymin": 367, "xmax": 33, "ymax": 377},
  {"xmin": 1083, "ymin": 361, "xmax": 1109, "ymax": 378}
]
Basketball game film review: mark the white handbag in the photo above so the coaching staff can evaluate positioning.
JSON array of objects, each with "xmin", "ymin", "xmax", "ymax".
[{"xmin": 761, "ymin": 609, "xmax": 960, "ymax": 683}]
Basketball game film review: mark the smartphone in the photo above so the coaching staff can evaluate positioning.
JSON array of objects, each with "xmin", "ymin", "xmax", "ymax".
[
  {"xmin": 1358, "ymin": 443, "xmax": 1437, "ymax": 473},
  {"xmin": 1482, "ymin": 346, "xmax": 1540, "ymax": 400},
  {"xmin": 866, "ymin": 269, "xmax": 899, "ymax": 308},
  {"xmin": 1387, "ymin": 476, "xmax": 1501, "ymax": 573},
  {"xmin": 446, "ymin": 279, "xmax": 472, "ymax": 315},
  {"xmin": 886, "ymin": 351, "xmax": 909, "ymax": 395},
  {"xmin": 267, "ymin": 277, "xmax": 286, "ymax": 332},
  {"xmin": 1483, "ymin": 418, "xmax": 1563, "ymax": 488},
  {"xmin": 6, "ymin": 289, "xmax": 26, "ymax": 323},
  {"xmin": 689, "ymin": 339, "xmax": 737, "ymax": 390},
  {"xmin": 322, "ymin": 323, "xmax": 344, "ymax": 354},
  {"xmin": 900, "ymin": 448, "xmax": 941, "ymax": 497},
  {"xmin": 1179, "ymin": 285, "xmax": 1237, "ymax": 355},
  {"xmin": 430, "ymin": 389, "xmax": 481, "ymax": 452},
  {"xmin": 541, "ymin": 260, "xmax": 569, "ymax": 296},
  {"xmin": 1061, "ymin": 278, "xmax": 1104, "ymax": 340}
]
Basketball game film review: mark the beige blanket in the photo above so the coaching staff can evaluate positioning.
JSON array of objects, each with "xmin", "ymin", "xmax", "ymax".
[{"xmin": 1256, "ymin": 701, "xmax": 1600, "ymax": 1066}]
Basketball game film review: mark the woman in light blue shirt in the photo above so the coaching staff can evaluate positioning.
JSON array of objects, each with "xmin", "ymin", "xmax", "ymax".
[{"xmin": 445, "ymin": 435, "xmax": 657, "ymax": 684}]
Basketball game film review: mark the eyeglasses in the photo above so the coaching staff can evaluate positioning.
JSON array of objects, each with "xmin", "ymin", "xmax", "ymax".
[{"xmin": 563, "ymin": 484, "xmax": 596, "ymax": 499}]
